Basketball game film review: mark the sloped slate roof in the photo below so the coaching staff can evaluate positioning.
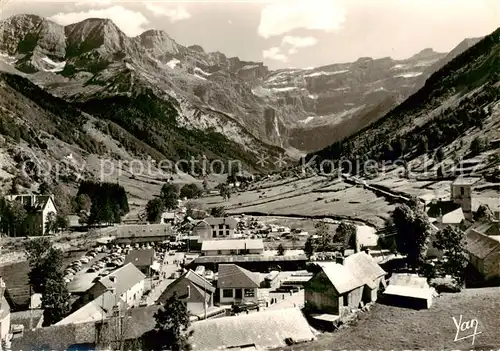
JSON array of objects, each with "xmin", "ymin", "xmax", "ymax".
[
  {"xmin": 465, "ymin": 228, "xmax": 500, "ymax": 259},
  {"xmin": 98, "ymin": 263, "xmax": 146, "ymax": 296},
  {"xmin": 190, "ymin": 308, "xmax": 315, "ymax": 351},
  {"xmin": 185, "ymin": 270, "xmax": 216, "ymax": 293},
  {"xmin": 344, "ymin": 252, "xmax": 386, "ymax": 289},
  {"xmin": 124, "ymin": 249, "xmax": 155, "ymax": 267},
  {"xmin": 217, "ymin": 264, "xmax": 260, "ymax": 289},
  {"xmin": 317, "ymin": 262, "xmax": 364, "ymax": 295}
]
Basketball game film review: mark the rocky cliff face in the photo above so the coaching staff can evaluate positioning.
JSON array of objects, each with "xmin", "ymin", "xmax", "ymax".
[{"xmin": 0, "ymin": 14, "xmax": 473, "ymax": 156}]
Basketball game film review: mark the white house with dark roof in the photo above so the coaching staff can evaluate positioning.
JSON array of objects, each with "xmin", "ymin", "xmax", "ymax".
[
  {"xmin": 217, "ymin": 264, "xmax": 261, "ymax": 305},
  {"xmin": 201, "ymin": 239, "xmax": 264, "ymax": 256},
  {"xmin": 195, "ymin": 217, "xmax": 238, "ymax": 242},
  {"xmin": 5, "ymin": 194, "xmax": 57, "ymax": 236},
  {"xmin": 83, "ymin": 263, "xmax": 146, "ymax": 307}
]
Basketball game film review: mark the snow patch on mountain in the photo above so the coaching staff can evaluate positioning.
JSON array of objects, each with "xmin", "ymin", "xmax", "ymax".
[
  {"xmin": 304, "ymin": 70, "xmax": 349, "ymax": 78},
  {"xmin": 194, "ymin": 67, "xmax": 211, "ymax": 76},
  {"xmin": 167, "ymin": 58, "xmax": 180, "ymax": 69},
  {"xmin": 41, "ymin": 57, "xmax": 66, "ymax": 72},
  {"xmin": 299, "ymin": 116, "xmax": 315, "ymax": 124},
  {"xmin": 395, "ymin": 72, "xmax": 423, "ymax": 78}
]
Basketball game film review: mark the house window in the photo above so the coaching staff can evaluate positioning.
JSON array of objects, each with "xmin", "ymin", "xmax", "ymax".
[
  {"xmin": 217, "ymin": 250, "xmax": 222, "ymax": 255},
  {"xmin": 219, "ymin": 224, "xmax": 224, "ymax": 229},
  {"xmin": 343, "ymin": 294, "xmax": 348, "ymax": 306},
  {"xmin": 212, "ymin": 230, "xmax": 217, "ymax": 238},
  {"xmin": 244, "ymin": 289, "xmax": 255, "ymax": 297},
  {"xmin": 226, "ymin": 230, "xmax": 230, "ymax": 236},
  {"xmin": 461, "ymin": 187, "xmax": 465, "ymax": 195},
  {"xmin": 222, "ymin": 289, "xmax": 233, "ymax": 298}
]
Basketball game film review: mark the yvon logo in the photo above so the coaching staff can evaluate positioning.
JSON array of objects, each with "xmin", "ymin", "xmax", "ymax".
[{"xmin": 452, "ymin": 315, "xmax": 482, "ymax": 345}]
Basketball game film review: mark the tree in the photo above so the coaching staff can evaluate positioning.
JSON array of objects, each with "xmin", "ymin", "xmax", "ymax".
[
  {"xmin": 304, "ymin": 237, "xmax": 315, "ymax": 259},
  {"xmin": 143, "ymin": 292, "xmax": 193, "ymax": 351},
  {"xmin": 42, "ymin": 277, "xmax": 71, "ymax": 326},
  {"xmin": 314, "ymin": 222, "xmax": 334, "ymax": 252},
  {"xmin": 24, "ymin": 237, "xmax": 64, "ymax": 293},
  {"xmin": 277, "ymin": 243, "xmax": 286, "ymax": 256},
  {"xmin": 161, "ymin": 183, "xmax": 180, "ymax": 210},
  {"xmin": 54, "ymin": 214, "xmax": 69, "ymax": 233},
  {"xmin": 73, "ymin": 193, "xmax": 91, "ymax": 213},
  {"xmin": 336, "ymin": 222, "xmax": 357, "ymax": 251},
  {"xmin": 146, "ymin": 198, "xmax": 165, "ymax": 223},
  {"xmin": 392, "ymin": 203, "xmax": 432, "ymax": 269},
  {"xmin": 180, "ymin": 183, "xmax": 202, "ymax": 199},
  {"xmin": 218, "ymin": 183, "xmax": 231, "ymax": 201},
  {"xmin": 210, "ymin": 206, "xmax": 226, "ymax": 217},
  {"xmin": 435, "ymin": 147, "xmax": 445, "ymax": 162},
  {"xmin": 474, "ymin": 204, "xmax": 494, "ymax": 222},
  {"xmin": 185, "ymin": 201, "xmax": 205, "ymax": 220},
  {"xmin": 38, "ymin": 181, "xmax": 52, "ymax": 195},
  {"xmin": 8, "ymin": 200, "xmax": 27, "ymax": 237},
  {"xmin": 433, "ymin": 225, "xmax": 468, "ymax": 288},
  {"xmin": 45, "ymin": 211, "xmax": 56, "ymax": 235},
  {"xmin": 470, "ymin": 136, "xmax": 489, "ymax": 155},
  {"xmin": 9, "ymin": 178, "xmax": 19, "ymax": 195}
]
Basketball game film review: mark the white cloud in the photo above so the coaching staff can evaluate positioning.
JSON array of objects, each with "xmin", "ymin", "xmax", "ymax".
[
  {"xmin": 282, "ymin": 36, "xmax": 318, "ymax": 48},
  {"xmin": 258, "ymin": 0, "xmax": 346, "ymax": 38},
  {"xmin": 144, "ymin": 2, "xmax": 191, "ymax": 22},
  {"xmin": 262, "ymin": 47, "xmax": 288, "ymax": 62},
  {"xmin": 74, "ymin": 0, "xmax": 113, "ymax": 7},
  {"xmin": 49, "ymin": 6, "xmax": 149, "ymax": 37}
]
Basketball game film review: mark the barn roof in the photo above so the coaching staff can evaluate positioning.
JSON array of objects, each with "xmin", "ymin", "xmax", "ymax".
[
  {"xmin": 190, "ymin": 308, "xmax": 315, "ymax": 351},
  {"xmin": 465, "ymin": 227, "xmax": 500, "ymax": 259},
  {"xmin": 317, "ymin": 262, "xmax": 364, "ymax": 294},
  {"xmin": 344, "ymin": 252, "xmax": 386, "ymax": 289},
  {"xmin": 97, "ymin": 263, "xmax": 146, "ymax": 296}
]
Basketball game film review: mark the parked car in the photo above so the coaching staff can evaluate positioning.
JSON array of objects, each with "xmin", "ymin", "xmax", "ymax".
[{"xmin": 232, "ymin": 302, "xmax": 259, "ymax": 313}]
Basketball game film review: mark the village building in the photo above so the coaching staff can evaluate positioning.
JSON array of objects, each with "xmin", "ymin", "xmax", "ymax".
[
  {"xmin": 190, "ymin": 308, "xmax": 315, "ymax": 351},
  {"xmin": 304, "ymin": 252, "xmax": 386, "ymax": 316},
  {"xmin": 157, "ymin": 270, "xmax": 216, "ymax": 317},
  {"xmin": 108, "ymin": 224, "xmax": 174, "ymax": 244},
  {"xmin": 201, "ymin": 239, "xmax": 264, "ymax": 256},
  {"xmin": 217, "ymin": 264, "xmax": 261, "ymax": 305},
  {"xmin": 55, "ymin": 290, "xmax": 126, "ymax": 326},
  {"xmin": 194, "ymin": 217, "xmax": 238, "ymax": 242},
  {"xmin": 83, "ymin": 263, "xmax": 146, "ymax": 308},
  {"xmin": 160, "ymin": 211, "xmax": 176, "ymax": 225},
  {"xmin": 383, "ymin": 274, "xmax": 435, "ymax": 309},
  {"xmin": 0, "ymin": 277, "xmax": 11, "ymax": 350},
  {"xmin": 5, "ymin": 194, "xmax": 57, "ymax": 236},
  {"xmin": 465, "ymin": 223, "xmax": 500, "ymax": 280},
  {"xmin": 124, "ymin": 249, "xmax": 156, "ymax": 276},
  {"xmin": 11, "ymin": 306, "xmax": 160, "ymax": 351},
  {"xmin": 450, "ymin": 177, "xmax": 479, "ymax": 222}
]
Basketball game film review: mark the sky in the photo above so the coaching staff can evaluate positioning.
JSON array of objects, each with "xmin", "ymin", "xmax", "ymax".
[{"xmin": 1, "ymin": 0, "xmax": 499, "ymax": 69}]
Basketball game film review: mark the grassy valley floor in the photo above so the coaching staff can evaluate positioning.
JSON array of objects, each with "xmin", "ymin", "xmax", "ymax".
[{"xmin": 284, "ymin": 288, "xmax": 500, "ymax": 350}]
